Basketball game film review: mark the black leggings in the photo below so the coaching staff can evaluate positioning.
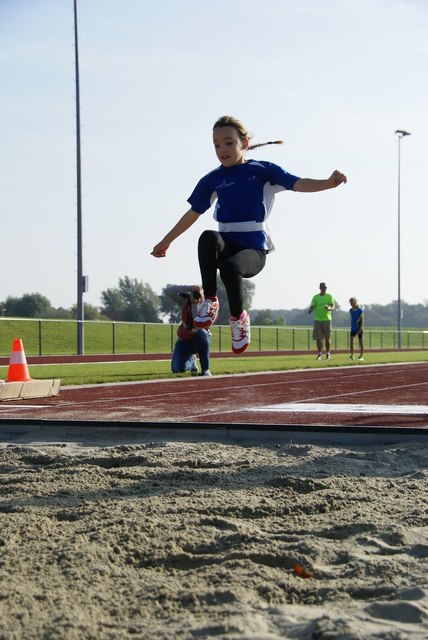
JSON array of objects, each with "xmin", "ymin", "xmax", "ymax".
[{"xmin": 198, "ymin": 230, "xmax": 266, "ymax": 317}]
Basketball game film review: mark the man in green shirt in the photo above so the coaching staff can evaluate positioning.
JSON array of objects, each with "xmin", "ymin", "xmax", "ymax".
[{"xmin": 308, "ymin": 282, "xmax": 335, "ymax": 360}]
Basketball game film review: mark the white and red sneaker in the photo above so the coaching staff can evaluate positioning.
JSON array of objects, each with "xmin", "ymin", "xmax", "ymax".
[
  {"xmin": 193, "ymin": 298, "xmax": 219, "ymax": 329},
  {"xmin": 230, "ymin": 310, "xmax": 251, "ymax": 354}
]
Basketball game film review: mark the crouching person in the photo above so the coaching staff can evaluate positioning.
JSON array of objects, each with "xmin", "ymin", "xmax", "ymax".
[{"xmin": 165, "ymin": 285, "xmax": 212, "ymax": 377}]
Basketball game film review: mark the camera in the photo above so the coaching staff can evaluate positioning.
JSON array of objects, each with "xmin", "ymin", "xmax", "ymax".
[{"xmin": 179, "ymin": 291, "xmax": 201, "ymax": 301}]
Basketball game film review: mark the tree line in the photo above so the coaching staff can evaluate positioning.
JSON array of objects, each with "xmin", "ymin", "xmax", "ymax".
[
  {"xmin": 1, "ymin": 277, "xmax": 427, "ymax": 328},
  {"xmin": 0, "ymin": 276, "xmax": 255, "ymax": 325},
  {"xmin": 251, "ymin": 301, "xmax": 428, "ymax": 329}
]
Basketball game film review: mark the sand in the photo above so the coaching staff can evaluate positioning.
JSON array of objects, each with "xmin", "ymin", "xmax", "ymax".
[{"xmin": 0, "ymin": 428, "xmax": 427, "ymax": 639}]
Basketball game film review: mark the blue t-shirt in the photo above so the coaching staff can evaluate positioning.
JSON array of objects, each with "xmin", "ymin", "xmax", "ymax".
[
  {"xmin": 350, "ymin": 307, "xmax": 364, "ymax": 333},
  {"xmin": 187, "ymin": 159, "xmax": 300, "ymax": 252}
]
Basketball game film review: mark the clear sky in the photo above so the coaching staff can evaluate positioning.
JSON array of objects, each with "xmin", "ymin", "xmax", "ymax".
[{"xmin": 1, "ymin": 0, "xmax": 427, "ymax": 316}]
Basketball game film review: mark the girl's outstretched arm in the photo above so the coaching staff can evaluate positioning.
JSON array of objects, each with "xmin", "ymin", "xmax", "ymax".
[
  {"xmin": 151, "ymin": 209, "xmax": 201, "ymax": 257},
  {"xmin": 293, "ymin": 170, "xmax": 347, "ymax": 193}
]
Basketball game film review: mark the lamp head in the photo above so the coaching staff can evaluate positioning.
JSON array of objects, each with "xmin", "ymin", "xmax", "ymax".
[{"xmin": 395, "ymin": 130, "xmax": 411, "ymax": 137}]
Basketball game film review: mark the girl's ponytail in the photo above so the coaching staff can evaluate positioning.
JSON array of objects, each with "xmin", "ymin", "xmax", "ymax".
[{"xmin": 248, "ymin": 140, "xmax": 284, "ymax": 151}]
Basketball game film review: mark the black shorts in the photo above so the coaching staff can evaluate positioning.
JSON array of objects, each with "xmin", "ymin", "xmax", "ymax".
[{"xmin": 350, "ymin": 330, "xmax": 363, "ymax": 339}]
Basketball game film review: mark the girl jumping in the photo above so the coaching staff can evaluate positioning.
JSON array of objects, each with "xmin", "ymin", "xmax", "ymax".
[{"xmin": 152, "ymin": 115, "xmax": 347, "ymax": 354}]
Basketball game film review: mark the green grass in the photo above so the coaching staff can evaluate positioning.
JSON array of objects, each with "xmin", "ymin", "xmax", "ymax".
[
  {"xmin": 0, "ymin": 319, "xmax": 176, "ymax": 356},
  {"xmin": 1, "ymin": 350, "xmax": 426, "ymax": 387},
  {"xmin": 1, "ymin": 318, "xmax": 428, "ymax": 356}
]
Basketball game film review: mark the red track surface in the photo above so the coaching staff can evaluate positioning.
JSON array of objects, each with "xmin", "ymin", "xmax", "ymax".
[{"xmin": 1, "ymin": 362, "xmax": 427, "ymax": 428}]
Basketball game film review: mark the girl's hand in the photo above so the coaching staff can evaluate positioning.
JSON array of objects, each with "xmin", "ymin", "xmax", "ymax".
[
  {"xmin": 150, "ymin": 209, "xmax": 201, "ymax": 258},
  {"xmin": 151, "ymin": 241, "xmax": 170, "ymax": 258},
  {"xmin": 328, "ymin": 170, "xmax": 347, "ymax": 187}
]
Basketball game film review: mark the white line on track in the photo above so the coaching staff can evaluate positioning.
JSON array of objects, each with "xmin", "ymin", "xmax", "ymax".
[
  {"xmin": 0, "ymin": 405, "xmax": 47, "ymax": 410},
  {"xmin": 289, "ymin": 380, "xmax": 428, "ymax": 405},
  {"xmin": 251, "ymin": 403, "xmax": 428, "ymax": 415}
]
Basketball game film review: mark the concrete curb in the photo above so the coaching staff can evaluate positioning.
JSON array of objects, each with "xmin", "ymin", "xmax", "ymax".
[{"xmin": 0, "ymin": 379, "xmax": 61, "ymax": 402}]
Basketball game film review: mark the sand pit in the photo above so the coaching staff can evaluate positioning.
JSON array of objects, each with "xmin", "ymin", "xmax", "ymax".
[{"xmin": 0, "ymin": 430, "xmax": 427, "ymax": 639}]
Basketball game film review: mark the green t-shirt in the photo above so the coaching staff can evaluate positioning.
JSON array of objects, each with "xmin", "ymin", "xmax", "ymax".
[{"xmin": 311, "ymin": 293, "xmax": 334, "ymax": 321}]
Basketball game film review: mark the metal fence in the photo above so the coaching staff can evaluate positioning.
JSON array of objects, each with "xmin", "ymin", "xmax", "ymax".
[{"xmin": 1, "ymin": 317, "xmax": 427, "ymax": 356}]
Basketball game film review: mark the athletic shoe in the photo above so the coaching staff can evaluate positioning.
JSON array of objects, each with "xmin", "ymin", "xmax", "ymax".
[
  {"xmin": 201, "ymin": 369, "xmax": 212, "ymax": 377},
  {"xmin": 230, "ymin": 310, "xmax": 251, "ymax": 354},
  {"xmin": 194, "ymin": 298, "xmax": 219, "ymax": 329},
  {"xmin": 190, "ymin": 354, "xmax": 199, "ymax": 374},
  {"xmin": 316, "ymin": 355, "xmax": 322, "ymax": 361},
  {"xmin": 326, "ymin": 353, "xmax": 331, "ymax": 360},
  {"xmin": 349, "ymin": 356, "xmax": 354, "ymax": 360},
  {"xmin": 358, "ymin": 356, "xmax": 364, "ymax": 361}
]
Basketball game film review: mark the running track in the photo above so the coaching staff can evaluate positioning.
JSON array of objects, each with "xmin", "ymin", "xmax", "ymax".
[{"xmin": 1, "ymin": 362, "xmax": 427, "ymax": 430}]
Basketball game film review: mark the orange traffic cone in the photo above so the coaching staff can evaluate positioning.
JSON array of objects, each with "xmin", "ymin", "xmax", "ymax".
[{"xmin": 5, "ymin": 339, "xmax": 33, "ymax": 383}]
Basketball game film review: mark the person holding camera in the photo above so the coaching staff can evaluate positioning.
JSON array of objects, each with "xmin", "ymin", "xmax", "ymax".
[{"xmin": 164, "ymin": 284, "xmax": 212, "ymax": 376}]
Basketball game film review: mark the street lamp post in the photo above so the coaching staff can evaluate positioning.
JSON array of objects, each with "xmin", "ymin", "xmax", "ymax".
[
  {"xmin": 394, "ymin": 129, "xmax": 411, "ymax": 349},
  {"xmin": 74, "ymin": 0, "xmax": 84, "ymax": 354}
]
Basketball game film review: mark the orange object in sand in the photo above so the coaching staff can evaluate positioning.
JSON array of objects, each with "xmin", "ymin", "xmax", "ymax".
[{"xmin": 293, "ymin": 563, "xmax": 313, "ymax": 579}]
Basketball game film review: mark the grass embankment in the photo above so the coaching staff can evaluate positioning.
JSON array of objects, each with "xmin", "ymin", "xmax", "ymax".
[
  {"xmin": 1, "ymin": 319, "xmax": 427, "ymax": 357},
  {"xmin": 0, "ymin": 351, "xmax": 426, "ymax": 387}
]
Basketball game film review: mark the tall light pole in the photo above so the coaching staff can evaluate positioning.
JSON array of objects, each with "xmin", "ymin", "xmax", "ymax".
[
  {"xmin": 394, "ymin": 129, "xmax": 411, "ymax": 349},
  {"xmin": 74, "ymin": 0, "xmax": 84, "ymax": 354}
]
